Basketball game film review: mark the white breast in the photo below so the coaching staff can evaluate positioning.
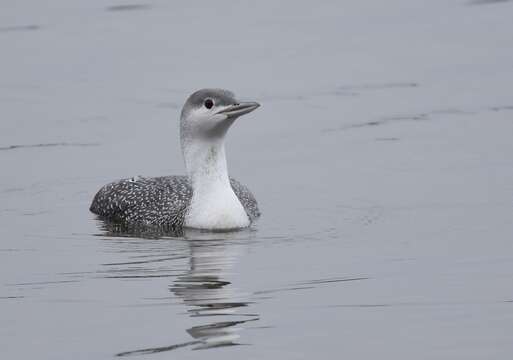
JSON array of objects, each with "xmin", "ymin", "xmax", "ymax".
[{"xmin": 184, "ymin": 183, "xmax": 250, "ymax": 230}]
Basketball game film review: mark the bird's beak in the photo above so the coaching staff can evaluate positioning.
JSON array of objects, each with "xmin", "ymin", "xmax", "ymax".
[{"xmin": 217, "ymin": 101, "xmax": 260, "ymax": 119}]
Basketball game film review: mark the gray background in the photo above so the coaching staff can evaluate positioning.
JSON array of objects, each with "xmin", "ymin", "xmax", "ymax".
[{"xmin": 1, "ymin": 0, "xmax": 512, "ymax": 359}]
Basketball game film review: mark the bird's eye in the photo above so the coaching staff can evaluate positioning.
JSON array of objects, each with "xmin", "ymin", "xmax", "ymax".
[{"xmin": 204, "ymin": 99, "xmax": 214, "ymax": 109}]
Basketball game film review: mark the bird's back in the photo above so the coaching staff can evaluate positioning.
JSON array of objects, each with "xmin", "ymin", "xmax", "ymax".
[{"xmin": 90, "ymin": 175, "xmax": 259, "ymax": 229}]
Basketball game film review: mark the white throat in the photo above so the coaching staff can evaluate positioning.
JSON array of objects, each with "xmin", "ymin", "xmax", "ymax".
[{"xmin": 182, "ymin": 138, "xmax": 250, "ymax": 230}]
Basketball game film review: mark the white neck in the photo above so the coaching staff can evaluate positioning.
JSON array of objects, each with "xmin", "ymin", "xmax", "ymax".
[{"xmin": 182, "ymin": 138, "xmax": 249, "ymax": 230}]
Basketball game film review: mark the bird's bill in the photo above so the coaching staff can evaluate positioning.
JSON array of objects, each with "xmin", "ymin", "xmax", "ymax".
[{"xmin": 217, "ymin": 101, "xmax": 260, "ymax": 118}]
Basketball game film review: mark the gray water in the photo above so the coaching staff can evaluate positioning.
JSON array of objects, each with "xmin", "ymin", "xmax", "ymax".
[{"xmin": 1, "ymin": 0, "xmax": 513, "ymax": 359}]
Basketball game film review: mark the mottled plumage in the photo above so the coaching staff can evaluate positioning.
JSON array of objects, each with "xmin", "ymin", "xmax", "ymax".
[{"xmin": 90, "ymin": 176, "xmax": 260, "ymax": 229}]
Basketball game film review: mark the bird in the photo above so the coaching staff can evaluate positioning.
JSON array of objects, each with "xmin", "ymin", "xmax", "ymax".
[{"xmin": 90, "ymin": 89, "xmax": 261, "ymax": 231}]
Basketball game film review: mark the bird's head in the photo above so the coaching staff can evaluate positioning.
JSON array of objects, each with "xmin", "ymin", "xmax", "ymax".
[{"xmin": 180, "ymin": 88, "xmax": 260, "ymax": 142}]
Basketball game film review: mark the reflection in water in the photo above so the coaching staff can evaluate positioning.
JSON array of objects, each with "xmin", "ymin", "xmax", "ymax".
[
  {"xmin": 97, "ymin": 222, "xmax": 368, "ymax": 357},
  {"xmin": 172, "ymin": 239, "xmax": 258, "ymax": 350},
  {"xmin": 98, "ymin": 222, "xmax": 258, "ymax": 356}
]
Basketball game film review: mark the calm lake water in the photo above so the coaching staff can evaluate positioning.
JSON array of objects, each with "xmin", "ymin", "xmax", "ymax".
[{"xmin": 1, "ymin": 1, "xmax": 513, "ymax": 359}]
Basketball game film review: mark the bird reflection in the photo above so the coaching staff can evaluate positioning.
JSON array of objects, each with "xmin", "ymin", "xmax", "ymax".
[
  {"xmin": 97, "ymin": 222, "xmax": 258, "ymax": 356},
  {"xmin": 171, "ymin": 238, "xmax": 258, "ymax": 350}
]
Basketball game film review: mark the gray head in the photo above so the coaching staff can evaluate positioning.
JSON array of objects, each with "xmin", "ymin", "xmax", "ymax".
[{"xmin": 180, "ymin": 88, "xmax": 260, "ymax": 142}]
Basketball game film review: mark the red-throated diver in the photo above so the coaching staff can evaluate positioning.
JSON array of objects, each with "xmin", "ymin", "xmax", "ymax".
[{"xmin": 90, "ymin": 89, "xmax": 260, "ymax": 230}]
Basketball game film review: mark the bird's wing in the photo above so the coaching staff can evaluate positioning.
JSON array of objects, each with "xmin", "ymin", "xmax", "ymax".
[{"xmin": 90, "ymin": 176, "xmax": 191, "ymax": 228}]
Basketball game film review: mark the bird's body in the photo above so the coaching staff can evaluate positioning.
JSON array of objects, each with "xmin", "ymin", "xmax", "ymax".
[
  {"xmin": 90, "ymin": 175, "xmax": 259, "ymax": 230},
  {"xmin": 90, "ymin": 89, "xmax": 261, "ymax": 231}
]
